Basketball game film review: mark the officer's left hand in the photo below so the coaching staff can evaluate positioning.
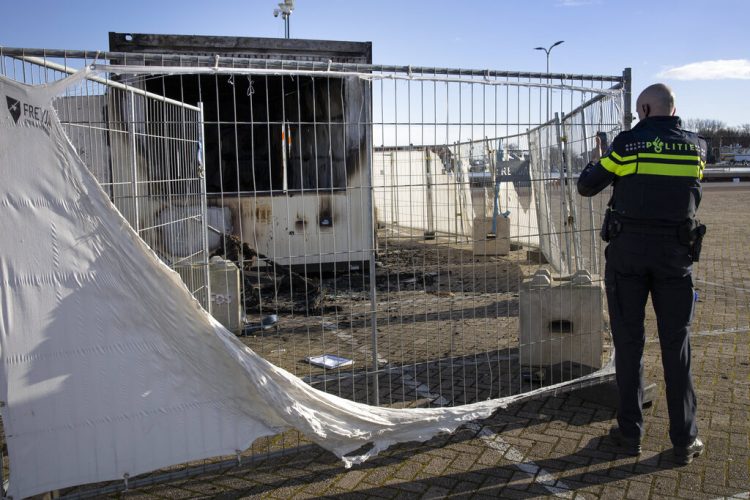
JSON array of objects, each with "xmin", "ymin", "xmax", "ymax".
[{"xmin": 591, "ymin": 135, "xmax": 603, "ymax": 163}]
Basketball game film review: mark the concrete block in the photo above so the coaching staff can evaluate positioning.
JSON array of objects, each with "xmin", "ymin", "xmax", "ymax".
[
  {"xmin": 209, "ymin": 257, "xmax": 243, "ymax": 335},
  {"xmin": 519, "ymin": 269, "xmax": 603, "ymax": 369},
  {"xmin": 473, "ymin": 216, "xmax": 510, "ymax": 256}
]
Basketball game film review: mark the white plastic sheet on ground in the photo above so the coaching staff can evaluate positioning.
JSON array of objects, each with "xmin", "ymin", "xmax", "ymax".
[{"xmin": 0, "ymin": 70, "xmax": 612, "ymax": 499}]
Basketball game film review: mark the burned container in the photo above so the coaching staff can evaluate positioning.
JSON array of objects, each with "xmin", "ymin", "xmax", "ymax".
[{"xmin": 109, "ymin": 32, "xmax": 374, "ymax": 271}]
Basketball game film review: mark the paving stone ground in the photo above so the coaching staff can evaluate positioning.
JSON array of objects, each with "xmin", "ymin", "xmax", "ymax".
[{"xmin": 65, "ymin": 183, "xmax": 750, "ymax": 499}]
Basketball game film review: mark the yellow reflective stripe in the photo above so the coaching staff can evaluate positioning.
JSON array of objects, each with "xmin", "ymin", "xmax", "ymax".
[
  {"xmin": 637, "ymin": 162, "xmax": 701, "ymax": 177},
  {"xmin": 639, "ymin": 152, "xmax": 702, "ymax": 161},
  {"xmin": 601, "ymin": 156, "xmax": 636, "ymax": 176},
  {"xmin": 610, "ymin": 151, "xmax": 638, "ymax": 163},
  {"xmin": 600, "ymin": 156, "xmax": 617, "ymax": 173}
]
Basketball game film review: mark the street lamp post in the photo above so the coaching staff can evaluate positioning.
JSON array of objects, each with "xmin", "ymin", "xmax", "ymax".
[
  {"xmin": 534, "ymin": 40, "xmax": 565, "ymax": 75},
  {"xmin": 534, "ymin": 40, "xmax": 564, "ymax": 120}
]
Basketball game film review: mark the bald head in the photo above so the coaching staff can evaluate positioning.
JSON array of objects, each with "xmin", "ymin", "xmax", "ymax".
[{"xmin": 636, "ymin": 83, "xmax": 675, "ymax": 120}]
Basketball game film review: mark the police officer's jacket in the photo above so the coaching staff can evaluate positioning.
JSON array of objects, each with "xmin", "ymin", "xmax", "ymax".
[{"xmin": 577, "ymin": 116, "xmax": 706, "ymax": 226}]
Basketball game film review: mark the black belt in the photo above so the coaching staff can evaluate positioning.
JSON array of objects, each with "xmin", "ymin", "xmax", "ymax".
[{"xmin": 619, "ymin": 223, "xmax": 680, "ymax": 236}]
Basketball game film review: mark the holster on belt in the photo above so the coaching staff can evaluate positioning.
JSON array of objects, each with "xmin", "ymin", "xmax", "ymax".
[
  {"xmin": 679, "ymin": 219, "xmax": 707, "ymax": 262},
  {"xmin": 600, "ymin": 208, "xmax": 622, "ymax": 242}
]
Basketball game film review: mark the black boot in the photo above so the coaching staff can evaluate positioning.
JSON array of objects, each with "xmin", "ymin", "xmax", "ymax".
[{"xmin": 608, "ymin": 427, "xmax": 641, "ymax": 456}]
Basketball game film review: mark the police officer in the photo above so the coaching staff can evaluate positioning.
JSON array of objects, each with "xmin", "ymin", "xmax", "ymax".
[{"xmin": 577, "ymin": 83, "xmax": 706, "ymax": 465}]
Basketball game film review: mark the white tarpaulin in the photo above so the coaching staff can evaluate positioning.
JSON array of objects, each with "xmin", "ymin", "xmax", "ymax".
[{"xmin": 528, "ymin": 128, "xmax": 568, "ymax": 274}]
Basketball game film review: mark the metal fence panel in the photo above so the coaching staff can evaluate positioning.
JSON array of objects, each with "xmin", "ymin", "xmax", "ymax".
[
  {"xmin": 0, "ymin": 48, "xmax": 632, "ymax": 496},
  {"xmin": 0, "ymin": 53, "xmax": 210, "ymax": 311}
]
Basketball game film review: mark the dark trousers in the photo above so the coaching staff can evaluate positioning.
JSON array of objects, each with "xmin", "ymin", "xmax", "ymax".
[{"xmin": 604, "ymin": 232, "xmax": 698, "ymax": 447}]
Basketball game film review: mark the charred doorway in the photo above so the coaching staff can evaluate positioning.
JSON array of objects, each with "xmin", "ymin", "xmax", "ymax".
[
  {"xmin": 110, "ymin": 33, "xmax": 374, "ymax": 271},
  {"xmin": 142, "ymin": 73, "xmax": 365, "ymax": 197}
]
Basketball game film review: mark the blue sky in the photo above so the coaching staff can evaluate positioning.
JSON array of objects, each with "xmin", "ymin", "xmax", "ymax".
[{"xmin": 2, "ymin": 0, "xmax": 748, "ymax": 127}]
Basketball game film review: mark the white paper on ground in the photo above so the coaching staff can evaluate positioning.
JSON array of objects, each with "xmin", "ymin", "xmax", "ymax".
[
  {"xmin": 0, "ymin": 69, "xmax": 612, "ymax": 499},
  {"xmin": 306, "ymin": 354, "xmax": 355, "ymax": 369}
]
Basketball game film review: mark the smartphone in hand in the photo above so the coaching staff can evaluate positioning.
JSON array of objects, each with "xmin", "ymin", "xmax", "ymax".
[{"xmin": 596, "ymin": 131, "xmax": 608, "ymax": 152}]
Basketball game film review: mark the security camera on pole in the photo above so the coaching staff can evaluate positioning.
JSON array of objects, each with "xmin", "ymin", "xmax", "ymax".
[{"xmin": 273, "ymin": 0, "xmax": 296, "ymax": 39}]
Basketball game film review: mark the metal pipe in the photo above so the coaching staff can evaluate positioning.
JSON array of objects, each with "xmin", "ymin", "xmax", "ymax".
[
  {"xmin": 57, "ymin": 444, "xmax": 321, "ymax": 499},
  {"xmin": 92, "ymin": 64, "xmax": 619, "ymax": 95},
  {"xmin": 580, "ymin": 114, "xmax": 600, "ymax": 274},
  {"xmin": 198, "ymin": 101, "xmax": 212, "ymax": 314},
  {"xmin": 562, "ymin": 120, "xmax": 582, "ymax": 271},
  {"xmin": 622, "ymin": 67, "xmax": 633, "ymax": 131},
  {"xmin": 425, "ymin": 150, "xmax": 435, "ymax": 237},
  {"xmin": 128, "ymin": 90, "xmax": 141, "ymax": 234},
  {"xmin": 366, "ymin": 89, "xmax": 380, "ymax": 407},
  {"xmin": 12, "ymin": 55, "xmax": 201, "ymax": 111},
  {"xmin": 0, "ymin": 47, "xmax": 624, "ymax": 82},
  {"xmin": 0, "ymin": 432, "xmax": 5, "ymax": 499},
  {"xmin": 561, "ymin": 83, "xmax": 623, "ymax": 121},
  {"xmin": 554, "ymin": 113, "xmax": 573, "ymax": 273}
]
